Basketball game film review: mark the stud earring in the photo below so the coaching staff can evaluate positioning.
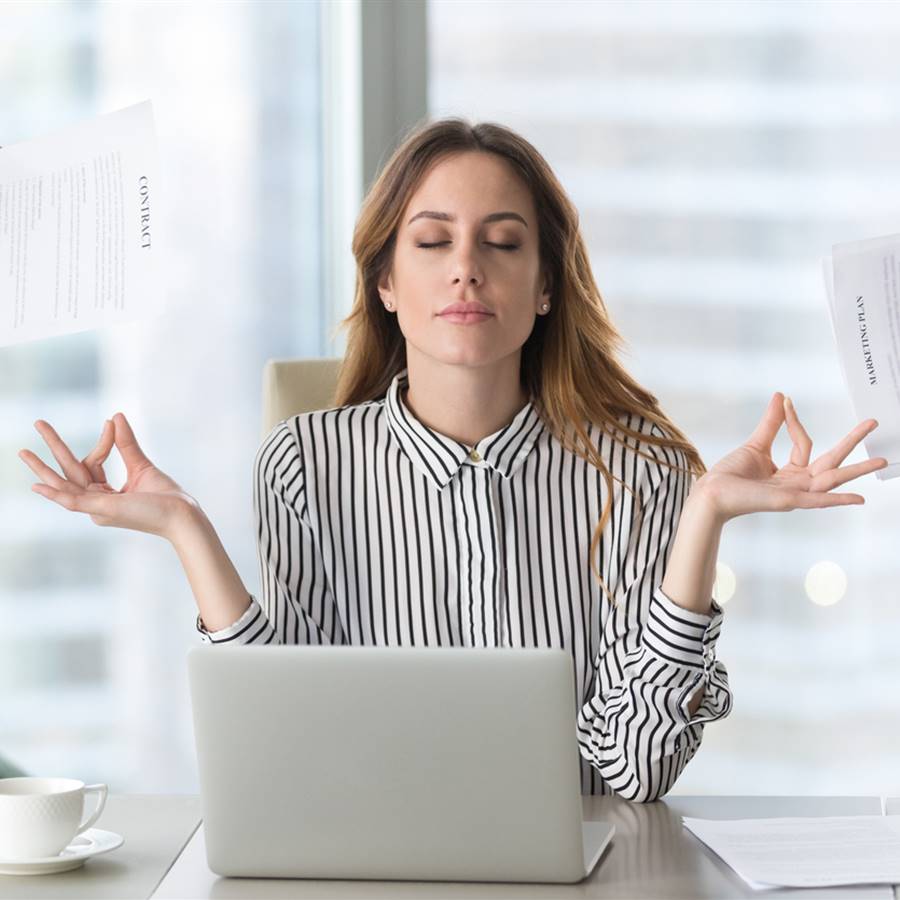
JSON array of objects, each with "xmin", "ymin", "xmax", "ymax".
[{"xmin": 541, "ymin": 303, "xmax": 550, "ymax": 312}]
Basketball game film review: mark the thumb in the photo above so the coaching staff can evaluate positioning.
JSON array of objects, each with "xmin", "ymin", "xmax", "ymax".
[
  {"xmin": 112, "ymin": 412, "xmax": 152, "ymax": 471},
  {"xmin": 746, "ymin": 391, "xmax": 786, "ymax": 453}
]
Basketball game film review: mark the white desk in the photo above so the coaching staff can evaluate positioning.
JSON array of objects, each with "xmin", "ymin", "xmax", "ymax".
[
  {"xmin": 0, "ymin": 794, "xmax": 201, "ymax": 899},
  {"xmin": 1, "ymin": 794, "xmax": 897, "ymax": 899},
  {"xmin": 888, "ymin": 798, "xmax": 900, "ymax": 900},
  {"xmin": 153, "ymin": 794, "xmax": 891, "ymax": 900}
]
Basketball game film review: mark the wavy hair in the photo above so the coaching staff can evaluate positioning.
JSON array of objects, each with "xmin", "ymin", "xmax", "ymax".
[{"xmin": 332, "ymin": 117, "xmax": 706, "ymax": 604}]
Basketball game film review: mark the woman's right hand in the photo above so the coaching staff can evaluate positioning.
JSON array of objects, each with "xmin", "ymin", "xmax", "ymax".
[{"xmin": 18, "ymin": 412, "xmax": 200, "ymax": 540}]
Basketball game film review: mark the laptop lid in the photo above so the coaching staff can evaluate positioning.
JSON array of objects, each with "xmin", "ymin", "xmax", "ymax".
[{"xmin": 187, "ymin": 645, "xmax": 592, "ymax": 883}]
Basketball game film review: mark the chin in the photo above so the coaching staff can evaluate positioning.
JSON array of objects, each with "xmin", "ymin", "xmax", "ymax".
[
  {"xmin": 431, "ymin": 346, "xmax": 499, "ymax": 368},
  {"xmin": 407, "ymin": 334, "xmax": 524, "ymax": 371}
]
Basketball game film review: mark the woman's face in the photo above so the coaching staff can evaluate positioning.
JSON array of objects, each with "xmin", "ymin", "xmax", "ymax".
[{"xmin": 378, "ymin": 151, "xmax": 551, "ymax": 370}]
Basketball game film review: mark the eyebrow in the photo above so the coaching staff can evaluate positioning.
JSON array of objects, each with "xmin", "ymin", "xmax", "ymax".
[{"xmin": 407, "ymin": 210, "xmax": 529, "ymax": 228}]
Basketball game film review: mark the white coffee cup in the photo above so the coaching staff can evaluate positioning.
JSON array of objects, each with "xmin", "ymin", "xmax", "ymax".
[{"xmin": 0, "ymin": 777, "xmax": 108, "ymax": 860}]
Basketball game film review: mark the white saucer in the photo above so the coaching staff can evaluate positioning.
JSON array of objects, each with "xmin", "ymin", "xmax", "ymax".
[{"xmin": 0, "ymin": 828, "xmax": 124, "ymax": 876}]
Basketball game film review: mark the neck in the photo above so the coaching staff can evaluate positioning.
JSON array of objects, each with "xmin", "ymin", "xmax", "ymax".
[{"xmin": 402, "ymin": 349, "xmax": 529, "ymax": 448}]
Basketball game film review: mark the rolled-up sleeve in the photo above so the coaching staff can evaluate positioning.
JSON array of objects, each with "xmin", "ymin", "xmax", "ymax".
[{"xmin": 576, "ymin": 435, "xmax": 733, "ymax": 802}]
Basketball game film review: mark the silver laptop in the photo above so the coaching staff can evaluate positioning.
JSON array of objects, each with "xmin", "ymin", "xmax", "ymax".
[{"xmin": 187, "ymin": 645, "xmax": 614, "ymax": 883}]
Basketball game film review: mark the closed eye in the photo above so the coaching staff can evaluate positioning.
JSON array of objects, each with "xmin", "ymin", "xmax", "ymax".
[{"xmin": 416, "ymin": 242, "xmax": 520, "ymax": 251}]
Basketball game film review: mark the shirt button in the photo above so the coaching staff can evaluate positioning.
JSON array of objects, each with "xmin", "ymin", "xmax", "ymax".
[{"xmin": 469, "ymin": 450, "xmax": 482, "ymax": 462}]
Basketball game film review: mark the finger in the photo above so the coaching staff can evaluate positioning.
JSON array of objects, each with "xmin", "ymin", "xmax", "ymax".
[
  {"xmin": 783, "ymin": 396, "xmax": 812, "ymax": 468},
  {"xmin": 789, "ymin": 491, "xmax": 865, "ymax": 509},
  {"xmin": 112, "ymin": 412, "xmax": 152, "ymax": 472},
  {"xmin": 809, "ymin": 419, "xmax": 878, "ymax": 476},
  {"xmin": 810, "ymin": 457, "xmax": 888, "ymax": 492},
  {"xmin": 30, "ymin": 482, "xmax": 108, "ymax": 515},
  {"xmin": 747, "ymin": 392, "xmax": 786, "ymax": 453},
  {"xmin": 83, "ymin": 419, "xmax": 114, "ymax": 484},
  {"xmin": 33, "ymin": 420, "xmax": 91, "ymax": 488},
  {"xmin": 18, "ymin": 448, "xmax": 72, "ymax": 491}
]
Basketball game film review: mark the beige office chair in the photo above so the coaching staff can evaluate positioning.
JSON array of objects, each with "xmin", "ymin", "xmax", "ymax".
[{"xmin": 261, "ymin": 357, "xmax": 343, "ymax": 439}]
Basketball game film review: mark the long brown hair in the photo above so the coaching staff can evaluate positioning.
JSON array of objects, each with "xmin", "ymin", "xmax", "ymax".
[{"xmin": 332, "ymin": 117, "xmax": 706, "ymax": 604}]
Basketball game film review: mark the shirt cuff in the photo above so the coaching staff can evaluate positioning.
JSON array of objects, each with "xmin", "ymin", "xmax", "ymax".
[
  {"xmin": 643, "ymin": 586, "xmax": 724, "ymax": 672},
  {"xmin": 196, "ymin": 595, "xmax": 261, "ymax": 644}
]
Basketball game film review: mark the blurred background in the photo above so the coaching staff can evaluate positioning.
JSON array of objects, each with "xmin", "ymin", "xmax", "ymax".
[{"xmin": 1, "ymin": 0, "xmax": 899, "ymax": 795}]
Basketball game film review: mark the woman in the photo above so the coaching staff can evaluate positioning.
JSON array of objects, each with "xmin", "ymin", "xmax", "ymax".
[{"xmin": 18, "ymin": 118, "xmax": 886, "ymax": 802}]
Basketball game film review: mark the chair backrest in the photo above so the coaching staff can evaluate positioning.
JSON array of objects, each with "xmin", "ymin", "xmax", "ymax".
[{"xmin": 261, "ymin": 357, "xmax": 343, "ymax": 439}]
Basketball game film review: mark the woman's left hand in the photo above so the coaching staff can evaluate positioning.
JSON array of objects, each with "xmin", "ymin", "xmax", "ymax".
[{"xmin": 695, "ymin": 391, "xmax": 888, "ymax": 524}]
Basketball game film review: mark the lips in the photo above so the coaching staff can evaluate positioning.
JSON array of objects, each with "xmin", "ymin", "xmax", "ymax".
[
  {"xmin": 438, "ymin": 301, "xmax": 493, "ymax": 316},
  {"xmin": 439, "ymin": 310, "xmax": 494, "ymax": 325}
]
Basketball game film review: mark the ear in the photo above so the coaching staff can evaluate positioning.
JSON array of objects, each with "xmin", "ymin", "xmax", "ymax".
[
  {"xmin": 539, "ymin": 270, "xmax": 552, "ymax": 305},
  {"xmin": 377, "ymin": 270, "xmax": 394, "ymax": 303}
]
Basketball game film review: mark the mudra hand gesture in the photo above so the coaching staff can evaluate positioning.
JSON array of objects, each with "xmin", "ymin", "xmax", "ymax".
[
  {"xmin": 18, "ymin": 413, "xmax": 198, "ymax": 539},
  {"xmin": 698, "ymin": 392, "xmax": 888, "ymax": 524}
]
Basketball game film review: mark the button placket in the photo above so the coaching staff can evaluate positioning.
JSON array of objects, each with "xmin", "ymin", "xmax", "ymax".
[
  {"xmin": 478, "ymin": 466, "xmax": 496, "ymax": 646},
  {"xmin": 487, "ymin": 474, "xmax": 506, "ymax": 647}
]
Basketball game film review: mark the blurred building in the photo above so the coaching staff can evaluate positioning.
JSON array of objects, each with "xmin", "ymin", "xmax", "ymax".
[
  {"xmin": 1, "ymin": 0, "xmax": 324, "ymax": 791},
  {"xmin": 1, "ymin": 0, "xmax": 898, "ymax": 795},
  {"xmin": 427, "ymin": 0, "xmax": 900, "ymax": 794}
]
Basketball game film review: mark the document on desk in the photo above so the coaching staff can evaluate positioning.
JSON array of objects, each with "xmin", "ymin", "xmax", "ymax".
[
  {"xmin": 683, "ymin": 815, "xmax": 900, "ymax": 892},
  {"xmin": 823, "ymin": 233, "xmax": 900, "ymax": 480},
  {"xmin": 0, "ymin": 100, "xmax": 164, "ymax": 347}
]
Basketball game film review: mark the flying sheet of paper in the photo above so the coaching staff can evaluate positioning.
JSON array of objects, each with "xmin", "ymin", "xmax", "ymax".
[
  {"xmin": 683, "ymin": 815, "xmax": 900, "ymax": 892},
  {"xmin": 0, "ymin": 100, "xmax": 163, "ymax": 347},
  {"xmin": 822, "ymin": 233, "xmax": 900, "ymax": 480}
]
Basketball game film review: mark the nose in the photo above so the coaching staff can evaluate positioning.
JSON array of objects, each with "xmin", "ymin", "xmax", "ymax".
[{"xmin": 449, "ymin": 242, "xmax": 484, "ymax": 288}]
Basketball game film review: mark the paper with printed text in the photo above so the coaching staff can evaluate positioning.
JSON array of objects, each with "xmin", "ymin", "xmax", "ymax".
[
  {"xmin": 823, "ymin": 233, "xmax": 900, "ymax": 480},
  {"xmin": 684, "ymin": 815, "xmax": 900, "ymax": 892},
  {"xmin": 0, "ymin": 101, "xmax": 163, "ymax": 347}
]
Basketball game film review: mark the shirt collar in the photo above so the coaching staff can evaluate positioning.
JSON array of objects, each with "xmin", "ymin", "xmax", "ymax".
[{"xmin": 384, "ymin": 368, "xmax": 545, "ymax": 492}]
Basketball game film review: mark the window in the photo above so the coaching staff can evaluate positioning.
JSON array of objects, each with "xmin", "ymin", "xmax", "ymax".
[
  {"xmin": 2, "ymin": 0, "xmax": 324, "ymax": 791},
  {"xmin": 428, "ymin": 0, "xmax": 900, "ymax": 795}
]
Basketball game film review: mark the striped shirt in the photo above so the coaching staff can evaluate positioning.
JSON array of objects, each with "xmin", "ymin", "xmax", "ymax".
[{"xmin": 197, "ymin": 367, "xmax": 733, "ymax": 801}]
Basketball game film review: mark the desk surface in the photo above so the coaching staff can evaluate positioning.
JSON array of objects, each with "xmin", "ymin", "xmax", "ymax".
[
  {"xmin": 1, "ymin": 795, "xmax": 897, "ymax": 900},
  {"xmin": 153, "ymin": 794, "xmax": 890, "ymax": 900},
  {"xmin": 0, "ymin": 794, "xmax": 201, "ymax": 900}
]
